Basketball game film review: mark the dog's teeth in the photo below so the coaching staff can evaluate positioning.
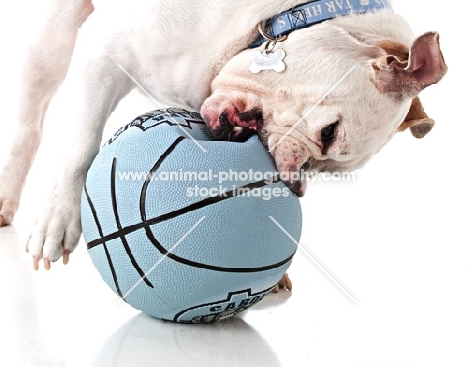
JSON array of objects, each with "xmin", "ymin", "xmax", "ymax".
[{"xmin": 233, "ymin": 127, "xmax": 243, "ymax": 132}]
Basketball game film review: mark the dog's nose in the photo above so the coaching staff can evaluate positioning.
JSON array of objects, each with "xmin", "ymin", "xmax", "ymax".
[{"xmin": 270, "ymin": 139, "xmax": 311, "ymax": 197}]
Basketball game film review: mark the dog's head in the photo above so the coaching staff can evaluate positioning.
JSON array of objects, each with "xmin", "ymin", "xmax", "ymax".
[{"xmin": 201, "ymin": 25, "xmax": 447, "ymax": 196}]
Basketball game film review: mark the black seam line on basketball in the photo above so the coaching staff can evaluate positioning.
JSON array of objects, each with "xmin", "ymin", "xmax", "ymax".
[
  {"xmin": 140, "ymin": 136, "xmax": 186, "ymax": 223},
  {"xmin": 84, "ymin": 183, "xmax": 125, "ymax": 299},
  {"xmin": 87, "ymin": 177, "xmax": 282, "ymax": 250},
  {"xmin": 111, "ymin": 158, "xmax": 154, "ymax": 288},
  {"xmin": 141, "ymin": 175, "xmax": 294, "ymax": 272},
  {"xmin": 145, "ymin": 225, "xmax": 295, "ymax": 273},
  {"xmin": 86, "ymin": 179, "xmax": 291, "ymax": 271}
]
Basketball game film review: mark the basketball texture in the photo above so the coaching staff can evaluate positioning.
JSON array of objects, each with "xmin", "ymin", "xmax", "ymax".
[{"xmin": 81, "ymin": 108, "xmax": 302, "ymax": 323}]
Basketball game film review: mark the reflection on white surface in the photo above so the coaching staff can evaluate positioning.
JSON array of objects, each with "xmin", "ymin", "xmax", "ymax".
[
  {"xmin": 91, "ymin": 314, "xmax": 280, "ymax": 367},
  {"xmin": 0, "ymin": 225, "xmax": 286, "ymax": 367},
  {"xmin": 0, "ymin": 226, "xmax": 65, "ymax": 367}
]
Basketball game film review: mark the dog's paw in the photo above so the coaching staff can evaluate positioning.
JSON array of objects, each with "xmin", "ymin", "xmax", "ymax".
[
  {"xmin": 26, "ymin": 195, "xmax": 82, "ymax": 270},
  {"xmin": 0, "ymin": 198, "xmax": 18, "ymax": 227},
  {"xmin": 0, "ymin": 180, "xmax": 20, "ymax": 227},
  {"xmin": 273, "ymin": 273, "xmax": 292, "ymax": 293}
]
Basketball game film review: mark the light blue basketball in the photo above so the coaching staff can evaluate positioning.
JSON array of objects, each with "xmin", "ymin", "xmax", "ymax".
[{"xmin": 81, "ymin": 108, "xmax": 302, "ymax": 323}]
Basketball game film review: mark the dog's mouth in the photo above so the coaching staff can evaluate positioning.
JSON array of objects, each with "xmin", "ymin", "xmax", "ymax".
[
  {"xmin": 202, "ymin": 105, "xmax": 311, "ymax": 197},
  {"xmin": 203, "ymin": 107, "xmax": 263, "ymax": 142},
  {"xmin": 201, "ymin": 101, "xmax": 312, "ymax": 197}
]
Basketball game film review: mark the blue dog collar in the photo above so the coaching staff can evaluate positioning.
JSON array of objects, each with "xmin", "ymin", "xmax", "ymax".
[{"xmin": 250, "ymin": 0, "xmax": 393, "ymax": 48}]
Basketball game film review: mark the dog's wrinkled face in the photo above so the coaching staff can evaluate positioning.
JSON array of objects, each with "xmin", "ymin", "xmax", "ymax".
[{"xmin": 201, "ymin": 27, "xmax": 447, "ymax": 196}]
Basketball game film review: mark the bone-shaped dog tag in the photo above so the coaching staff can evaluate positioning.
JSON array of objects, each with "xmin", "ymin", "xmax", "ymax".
[{"xmin": 249, "ymin": 49, "xmax": 286, "ymax": 74}]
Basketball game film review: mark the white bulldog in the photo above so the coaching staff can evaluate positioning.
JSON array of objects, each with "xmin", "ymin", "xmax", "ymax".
[{"xmin": 0, "ymin": 0, "xmax": 447, "ymax": 270}]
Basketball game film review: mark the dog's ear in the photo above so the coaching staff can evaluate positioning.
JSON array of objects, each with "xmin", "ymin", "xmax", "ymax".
[
  {"xmin": 372, "ymin": 32, "xmax": 447, "ymax": 98},
  {"xmin": 398, "ymin": 97, "xmax": 435, "ymax": 138}
]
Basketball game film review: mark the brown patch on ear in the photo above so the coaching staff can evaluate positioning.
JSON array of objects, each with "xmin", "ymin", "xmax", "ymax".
[
  {"xmin": 398, "ymin": 97, "xmax": 435, "ymax": 139},
  {"xmin": 374, "ymin": 33, "xmax": 448, "ymax": 98},
  {"xmin": 377, "ymin": 40, "xmax": 409, "ymax": 62}
]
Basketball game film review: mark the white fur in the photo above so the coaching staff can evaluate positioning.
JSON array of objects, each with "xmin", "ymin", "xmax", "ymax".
[{"xmin": 0, "ymin": 0, "xmax": 445, "ymax": 269}]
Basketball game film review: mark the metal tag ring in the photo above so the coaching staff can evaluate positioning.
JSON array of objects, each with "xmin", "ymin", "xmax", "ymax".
[
  {"xmin": 264, "ymin": 40, "xmax": 278, "ymax": 54},
  {"xmin": 257, "ymin": 22, "xmax": 288, "ymax": 43}
]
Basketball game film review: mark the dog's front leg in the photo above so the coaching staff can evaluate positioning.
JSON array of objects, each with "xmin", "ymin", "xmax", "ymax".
[
  {"xmin": 26, "ymin": 50, "xmax": 132, "ymax": 270},
  {"xmin": 0, "ymin": 0, "xmax": 94, "ymax": 227}
]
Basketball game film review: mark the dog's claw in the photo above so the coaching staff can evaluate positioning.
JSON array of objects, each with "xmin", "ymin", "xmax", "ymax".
[
  {"xmin": 33, "ymin": 257, "xmax": 40, "ymax": 271},
  {"xmin": 44, "ymin": 258, "xmax": 51, "ymax": 271},
  {"xmin": 63, "ymin": 251, "xmax": 71, "ymax": 265},
  {"xmin": 282, "ymin": 273, "xmax": 293, "ymax": 291}
]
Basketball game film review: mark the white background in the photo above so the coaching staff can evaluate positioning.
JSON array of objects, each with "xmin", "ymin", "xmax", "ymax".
[{"xmin": 0, "ymin": 1, "xmax": 467, "ymax": 366}]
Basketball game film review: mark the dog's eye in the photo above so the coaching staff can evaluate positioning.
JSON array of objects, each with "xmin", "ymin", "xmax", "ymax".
[{"xmin": 321, "ymin": 122, "xmax": 339, "ymax": 143}]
